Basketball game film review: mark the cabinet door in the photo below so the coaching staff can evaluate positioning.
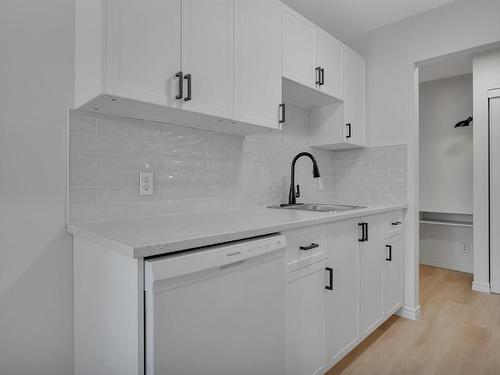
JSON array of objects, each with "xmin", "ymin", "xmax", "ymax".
[
  {"xmin": 316, "ymin": 29, "xmax": 343, "ymax": 99},
  {"xmin": 343, "ymin": 46, "xmax": 366, "ymax": 146},
  {"xmin": 181, "ymin": 0, "xmax": 234, "ymax": 119},
  {"xmin": 282, "ymin": 10, "xmax": 316, "ymax": 88},
  {"xmin": 106, "ymin": 0, "xmax": 181, "ymax": 107},
  {"xmin": 325, "ymin": 220, "xmax": 359, "ymax": 366},
  {"xmin": 383, "ymin": 235, "xmax": 403, "ymax": 316},
  {"xmin": 286, "ymin": 261, "xmax": 326, "ymax": 375},
  {"xmin": 359, "ymin": 215, "xmax": 384, "ymax": 337},
  {"xmin": 234, "ymin": 0, "xmax": 282, "ymax": 129}
]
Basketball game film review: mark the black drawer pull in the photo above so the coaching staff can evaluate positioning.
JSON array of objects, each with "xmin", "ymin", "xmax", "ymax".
[
  {"xmin": 391, "ymin": 221, "xmax": 402, "ymax": 226},
  {"xmin": 184, "ymin": 73, "xmax": 192, "ymax": 101},
  {"xmin": 358, "ymin": 222, "xmax": 365, "ymax": 242},
  {"xmin": 320, "ymin": 67, "xmax": 325, "ymax": 86},
  {"xmin": 346, "ymin": 123, "xmax": 352, "ymax": 139},
  {"xmin": 386, "ymin": 245, "xmax": 392, "ymax": 261},
  {"xmin": 325, "ymin": 267, "xmax": 333, "ymax": 291},
  {"xmin": 299, "ymin": 243, "xmax": 319, "ymax": 251},
  {"xmin": 315, "ymin": 66, "xmax": 321, "ymax": 85},
  {"xmin": 279, "ymin": 103, "xmax": 286, "ymax": 124},
  {"xmin": 175, "ymin": 71, "xmax": 183, "ymax": 100}
]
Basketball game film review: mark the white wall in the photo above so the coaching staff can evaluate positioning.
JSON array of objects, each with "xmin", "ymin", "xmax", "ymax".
[
  {"xmin": 473, "ymin": 50, "xmax": 500, "ymax": 292},
  {"xmin": 419, "ymin": 74, "xmax": 473, "ymax": 213},
  {"xmin": 420, "ymin": 224, "xmax": 473, "ymax": 273},
  {"xmin": 351, "ymin": 0, "xmax": 500, "ymax": 310},
  {"xmin": 0, "ymin": 1, "xmax": 74, "ymax": 374}
]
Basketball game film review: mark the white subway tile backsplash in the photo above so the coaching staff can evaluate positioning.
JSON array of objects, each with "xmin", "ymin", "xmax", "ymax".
[
  {"xmin": 69, "ymin": 116, "xmax": 97, "ymax": 135},
  {"xmin": 137, "ymin": 200, "xmax": 191, "ymax": 218},
  {"xmin": 70, "ymin": 203, "xmax": 138, "ymax": 223},
  {"xmin": 68, "ymin": 109, "xmax": 407, "ymax": 223},
  {"xmin": 69, "ymin": 169, "xmax": 138, "ymax": 187},
  {"xmin": 69, "ymin": 188, "xmax": 97, "ymax": 205},
  {"xmin": 69, "ymin": 152, "xmax": 97, "ymax": 170}
]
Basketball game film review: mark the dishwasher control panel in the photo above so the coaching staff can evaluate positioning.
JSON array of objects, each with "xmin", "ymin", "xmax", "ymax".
[
  {"xmin": 220, "ymin": 235, "xmax": 286, "ymax": 265},
  {"xmin": 145, "ymin": 234, "xmax": 287, "ymax": 286}
]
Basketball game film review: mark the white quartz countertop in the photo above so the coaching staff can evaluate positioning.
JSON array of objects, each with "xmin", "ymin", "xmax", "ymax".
[{"xmin": 67, "ymin": 204, "xmax": 407, "ymax": 258}]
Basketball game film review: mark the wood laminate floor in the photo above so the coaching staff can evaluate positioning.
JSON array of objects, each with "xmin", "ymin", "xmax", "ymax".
[{"xmin": 327, "ymin": 265, "xmax": 500, "ymax": 375}]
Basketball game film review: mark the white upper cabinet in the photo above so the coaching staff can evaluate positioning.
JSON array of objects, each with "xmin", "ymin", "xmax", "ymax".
[
  {"xmin": 282, "ymin": 9, "xmax": 316, "ymax": 88},
  {"xmin": 106, "ymin": 0, "xmax": 181, "ymax": 107},
  {"xmin": 78, "ymin": 0, "xmax": 182, "ymax": 108},
  {"xmin": 75, "ymin": 0, "xmax": 364, "ymax": 137},
  {"xmin": 310, "ymin": 45, "xmax": 366, "ymax": 149},
  {"xmin": 75, "ymin": 0, "xmax": 283, "ymax": 136},
  {"xmin": 282, "ymin": 8, "xmax": 343, "ymax": 106},
  {"xmin": 181, "ymin": 0, "xmax": 234, "ymax": 119},
  {"xmin": 316, "ymin": 29, "xmax": 343, "ymax": 99},
  {"xmin": 343, "ymin": 46, "xmax": 366, "ymax": 147},
  {"xmin": 234, "ymin": 0, "xmax": 282, "ymax": 129}
]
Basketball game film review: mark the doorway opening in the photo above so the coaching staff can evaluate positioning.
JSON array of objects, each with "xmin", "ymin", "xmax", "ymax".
[
  {"xmin": 418, "ymin": 54, "xmax": 474, "ymax": 275},
  {"xmin": 415, "ymin": 42, "xmax": 500, "ymax": 296}
]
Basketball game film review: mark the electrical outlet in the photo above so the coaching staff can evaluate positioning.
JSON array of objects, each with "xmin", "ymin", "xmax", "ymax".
[
  {"xmin": 139, "ymin": 172, "xmax": 154, "ymax": 196},
  {"xmin": 461, "ymin": 243, "xmax": 473, "ymax": 254}
]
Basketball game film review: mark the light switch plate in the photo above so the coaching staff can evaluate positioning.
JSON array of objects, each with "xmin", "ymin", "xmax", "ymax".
[{"xmin": 139, "ymin": 172, "xmax": 154, "ymax": 196}]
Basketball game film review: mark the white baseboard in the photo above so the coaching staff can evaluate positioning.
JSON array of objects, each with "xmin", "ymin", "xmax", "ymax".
[
  {"xmin": 419, "ymin": 258, "xmax": 472, "ymax": 274},
  {"xmin": 396, "ymin": 305, "xmax": 421, "ymax": 321},
  {"xmin": 472, "ymin": 281, "xmax": 490, "ymax": 293}
]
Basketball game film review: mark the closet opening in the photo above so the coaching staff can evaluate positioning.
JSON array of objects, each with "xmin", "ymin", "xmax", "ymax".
[
  {"xmin": 416, "ymin": 44, "xmax": 500, "ymax": 296},
  {"xmin": 418, "ymin": 54, "xmax": 474, "ymax": 277}
]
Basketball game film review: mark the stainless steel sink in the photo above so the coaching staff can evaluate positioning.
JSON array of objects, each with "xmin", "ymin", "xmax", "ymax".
[{"xmin": 267, "ymin": 203, "xmax": 366, "ymax": 213}]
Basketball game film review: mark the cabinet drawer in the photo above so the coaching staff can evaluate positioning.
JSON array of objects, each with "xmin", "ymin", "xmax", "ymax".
[
  {"xmin": 284, "ymin": 225, "xmax": 327, "ymax": 273},
  {"xmin": 384, "ymin": 210, "xmax": 404, "ymax": 235}
]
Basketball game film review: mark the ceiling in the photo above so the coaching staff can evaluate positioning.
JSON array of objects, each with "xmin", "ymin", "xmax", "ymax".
[
  {"xmin": 419, "ymin": 53, "xmax": 472, "ymax": 83},
  {"xmin": 281, "ymin": 0, "xmax": 457, "ymax": 42}
]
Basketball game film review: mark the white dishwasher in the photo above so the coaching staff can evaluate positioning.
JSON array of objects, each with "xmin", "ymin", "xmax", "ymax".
[{"xmin": 144, "ymin": 234, "xmax": 287, "ymax": 375}]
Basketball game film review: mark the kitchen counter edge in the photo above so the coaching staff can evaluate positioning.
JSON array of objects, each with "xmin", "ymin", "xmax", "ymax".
[{"xmin": 67, "ymin": 204, "xmax": 408, "ymax": 258}]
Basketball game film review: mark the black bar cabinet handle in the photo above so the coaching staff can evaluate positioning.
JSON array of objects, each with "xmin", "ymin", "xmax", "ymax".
[
  {"xmin": 315, "ymin": 66, "xmax": 321, "ymax": 85},
  {"xmin": 386, "ymin": 245, "xmax": 392, "ymax": 261},
  {"xmin": 279, "ymin": 103, "xmax": 285, "ymax": 124},
  {"xmin": 299, "ymin": 243, "xmax": 319, "ymax": 251},
  {"xmin": 391, "ymin": 221, "xmax": 402, "ymax": 226},
  {"xmin": 320, "ymin": 68, "xmax": 325, "ymax": 86},
  {"xmin": 175, "ymin": 71, "xmax": 183, "ymax": 100},
  {"xmin": 184, "ymin": 73, "xmax": 192, "ymax": 102},
  {"xmin": 325, "ymin": 267, "xmax": 333, "ymax": 290},
  {"xmin": 358, "ymin": 223, "xmax": 365, "ymax": 242},
  {"xmin": 346, "ymin": 123, "xmax": 352, "ymax": 139},
  {"xmin": 364, "ymin": 222, "xmax": 369, "ymax": 241}
]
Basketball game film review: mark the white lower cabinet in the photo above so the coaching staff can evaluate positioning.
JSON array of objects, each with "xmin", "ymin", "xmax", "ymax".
[
  {"xmin": 383, "ymin": 234, "xmax": 404, "ymax": 316},
  {"xmin": 285, "ymin": 260, "xmax": 327, "ymax": 375},
  {"xmin": 285, "ymin": 211, "xmax": 404, "ymax": 373},
  {"xmin": 359, "ymin": 215, "xmax": 385, "ymax": 338},
  {"xmin": 72, "ymin": 210, "xmax": 404, "ymax": 375},
  {"xmin": 325, "ymin": 219, "xmax": 360, "ymax": 367}
]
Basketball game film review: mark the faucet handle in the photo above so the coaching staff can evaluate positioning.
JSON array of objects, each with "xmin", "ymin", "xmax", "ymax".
[{"xmin": 295, "ymin": 185, "xmax": 300, "ymax": 198}]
